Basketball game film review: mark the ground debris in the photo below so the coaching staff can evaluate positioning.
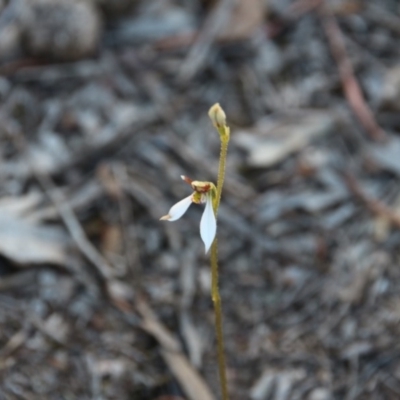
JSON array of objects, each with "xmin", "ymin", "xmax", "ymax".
[
  {"xmin": 1, "ymin": 1, "xmax": 400, "ymax": 399},
  {"xmin": 234, "ymin": 111, "xmax": 336, "ymax": 168}
]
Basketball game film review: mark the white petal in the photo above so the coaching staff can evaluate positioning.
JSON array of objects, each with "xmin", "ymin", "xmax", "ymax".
[
  {"xmin": 160, "ymin": 195, "xmax": 193, "ymax": 221},
  {"xmin": 200, "ymin": 194, "xmax": 216, "ymax": 253}
]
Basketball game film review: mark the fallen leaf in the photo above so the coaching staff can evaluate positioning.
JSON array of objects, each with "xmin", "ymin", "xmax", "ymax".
[
  {"xmin": 0, "ymin": 213, "xmax": 67, "ymax": 266},
  {"xmin": 234, "ymin": 111, "xmax": 336, "ymax": 168}
]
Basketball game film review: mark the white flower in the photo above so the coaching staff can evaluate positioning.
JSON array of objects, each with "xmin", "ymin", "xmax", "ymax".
[{"xmin": 160, "ymin": 177, "xmax": 217, "ymax": 253}]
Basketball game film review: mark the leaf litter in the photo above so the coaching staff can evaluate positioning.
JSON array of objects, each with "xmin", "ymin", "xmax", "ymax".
[{"xmin": 1, "ymin": 1, "xmax": 400, "ymax": 399}]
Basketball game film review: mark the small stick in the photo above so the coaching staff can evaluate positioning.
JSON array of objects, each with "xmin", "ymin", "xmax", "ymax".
[
  {"xmin": 345, "ymin": 173, "xmax": 400, "ymax": 228},
  {"xmin": 319, "ymin": 3, "xmax": 386, "ymax": 142},
  {"xmin": 35, "ymin": 172, "xmax": 116, "ymax": 281},
  {"xmin": 178, "ymin": 0, "xmax": 236, "ymax": 81}
]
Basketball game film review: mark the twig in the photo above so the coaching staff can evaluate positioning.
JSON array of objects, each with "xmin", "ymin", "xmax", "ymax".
[
  {"xmin": 110, "ymin": 163, "xmax": 144, "ymax": 293},
  {"xmin": 178, "ymin": 0, "xmax": 236, "ymax": 81},
  {"xmin": 365, "ymin": 4, "xmax": 400, "ymax": 36},
  {"xmin": 319, "ymin": 3, "xmax": 386, "ymax": 142},
  {"xmin": 137, "ymin": 300, "xmax": 215, "ymax": 400},
  {"xmin": 344, "ymin": 173, "xmax": 400, "ymax": 228},
  {"xmin": 35, "ymin": 173, "xmax": 115, "ymax": 280}
]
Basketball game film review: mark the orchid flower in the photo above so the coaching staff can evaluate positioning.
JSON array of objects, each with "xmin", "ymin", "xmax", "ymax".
[{"xmin": 160, "ymin": 176, "xmax": 217, "ymax": 253}]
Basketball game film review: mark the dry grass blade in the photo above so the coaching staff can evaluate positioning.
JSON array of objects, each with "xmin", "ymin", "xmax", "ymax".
[
  {"xmin": 137, "ymin": 300, "xmax": 215, "ymax": 400},
  {"xmin": 35, "ymin": 173, "xmax": 116, "ymax": 280}
]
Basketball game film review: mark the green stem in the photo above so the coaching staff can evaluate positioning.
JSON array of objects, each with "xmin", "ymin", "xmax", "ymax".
[
  {"xmin": 214, "ymin": 138, "xmax": 229, "ymax": 214},
  {"xmin": 211, "ymin": 239, "xmax": 228, "ymax": 400},
  {"xmin": 211, "ymin": 131, "xmax": 229, "ymax": 400}
]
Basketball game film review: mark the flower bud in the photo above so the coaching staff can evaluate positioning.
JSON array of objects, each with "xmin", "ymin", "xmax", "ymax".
[{"xmin": 208, "ymin": 103, "xmax": 226, "ymax": 129}]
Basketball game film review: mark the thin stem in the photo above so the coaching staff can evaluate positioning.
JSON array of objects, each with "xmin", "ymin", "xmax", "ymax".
[
  {"xmin": 215, "ymin": 138, "xmax": 229, "ymax": 214},
  {"xmin": 211, "ymin": 239, "xmax": 229, "ymax": 400},
  {"xmin": 211, "ymin": 130, "xmax": 230, "ymax": 400}
]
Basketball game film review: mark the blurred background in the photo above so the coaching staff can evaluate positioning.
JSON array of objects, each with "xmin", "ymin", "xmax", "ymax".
[{"xmin": 1, "ymin": 0, "xmax": 400, "ymax": 399}]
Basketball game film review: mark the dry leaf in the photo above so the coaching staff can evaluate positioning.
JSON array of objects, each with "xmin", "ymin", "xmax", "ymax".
[
  {"xmin": 234, "ymin": 112, "xmax": 336, "ymax": 168},
  {"xmin": 0, "ymin": 213, "xmax": 67, "ymax": 266}
]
